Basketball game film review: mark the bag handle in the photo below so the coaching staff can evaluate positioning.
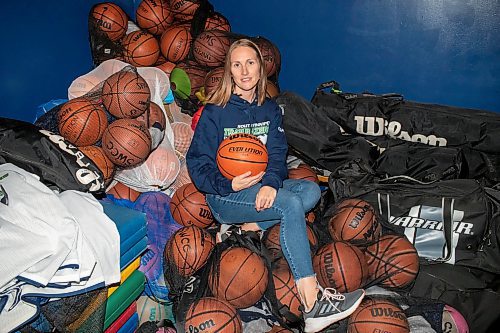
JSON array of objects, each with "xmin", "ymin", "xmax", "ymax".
[
  {"xmin": 316, "ymin": 80, "xmax": 342, "ymax": 93},
  {"xmin": 315, "ymin": 80, "xmax": 405, "ymax": 100}
]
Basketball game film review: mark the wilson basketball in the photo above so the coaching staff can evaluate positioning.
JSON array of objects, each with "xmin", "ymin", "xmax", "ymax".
[
  {"xmin": 101, "ymin": 118, "xmax": 152, "ymax": 167},
  {"xmin": 209, "ymin": 246, "xmax": 268, "ymax": 309},
  {"xmin": 313, "ymin": 241, "xmax": 368, "ymax": 292},
  {"xmin": 58, "ymin": 97, "xmax": 108, "ymax": 147},
  {"xmin": 160, "ymin": 25, "xmax": 192, "ymax": 63},
  {"xmin": 348, "ymin": 298, "xmax": 410, "ymax": 333},
  {"xmin": 288, "ymin": 163, "xmax": 319, "ymax": 183},
  {"xmin": 205, "ymin": 12, "xmax": 231, "ymax": 32},
  {"xmin": 165, "ymin": 225, "xmax": 215, "ymax": 277},
  {"xmin": 101, "ymin": 70, "xmax": 151, "ymax": 118},
  {"xmin": 255, "ymin": 37, "xmax": 281, "ymax": 77},
  {"xmin": 170, "ymin": 0, "xmax": 200, "ymax": 21},
  {"xmin": 272, "ymin": 265, "xmax": 302, "ymax": 323},
  {"xmin": 90, "ymin": 2, "xmax": 128, "ymax": 41},
  {"xmin": 216, "ymin": 133, "xmax": 268, "ymax": 180},
  {"xmin": 263, "ymin": 223, "xmax": 318, "ymax": 261},
  {"xmin": 135, "ymin": 101, "xmax": 167, "ymax": 131},
  {"xmin": 204, "ymin": 66, "xmax": 224, "ymax": 97},
  {"xmin": 136, "ymin": 0, "xmax": 174, "ymax": 36},
  {"xmin": 122, "ymin": 30, "xmax": 160, "ymax": 67},
  {"xmin": 106, "ymin": 181, "xmax": 141, "ymax": 202},
  {"xmin": 170, "ymin": 183, "xmax": 213, "ymax": 228},
  {"xmin": 328, "ymin": 198, "xmax": 380, "ymax": 244},
  {"xmin": 185, "ymin": 297, "xmax": 242, "ymax": 333},
  {"xmin": 365, "ymin": 234, "xmax": 420, "ymax": 288},
  {"xmin": 79, "ymin": 145, "xmax": 115, "ymax": 183},
  {"xmin": 156, "ymin": 60, "xmax": 176, "ymax": 76},
  {"xmin": 193, "ymin": 30, "xmax": 231, "ymax": 67},
  {"xmin": 175, "ymin": 60, "xmax": 208, "ymax": 97},
  {"xmin": 266, "ymin": 80, "xmax": 280, "ymax": 98}
]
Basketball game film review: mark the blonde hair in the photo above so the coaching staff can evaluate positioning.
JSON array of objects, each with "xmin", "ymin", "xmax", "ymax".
[{"xmin": 206, "ymin": 38, "xmax": 267, "ymax": 107}]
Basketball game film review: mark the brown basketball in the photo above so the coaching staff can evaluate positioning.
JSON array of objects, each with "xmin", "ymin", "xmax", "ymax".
[
  {"xmin": 122, "ymin": 30, "xmax": 160, "ymax": 67},
  {"xmin": 170, "ymin": 0, "xmax": 200, "ymax": 21},
  {"xmin": 175, "ymin": 60, "xmax": 208, "ymax": 97},
  {"xmin": 185, "ymin": 297, "xmax": 242, "ymax": 333},
  {"xmin": 90, "ymin": 2, "xmax": 128, "ymax": 41},
  {"xmin": 268, "ymin": 326, "xmax": 293, "ymax": 333},
  {"xmin": 266, "ymin": 80, "xmax": 280, "ymax": 98},
  {"xmin": 58, "ymin": 97, "xmax": 108, "ymax": 147},
  {"xmin": 263, "ymin": 223, "xmax": 318, "ymax": 261},
  {"xmin": 209, "ymin": 246, "xmax": 268, "ymax": 309},
  {"xmin": 135, "ymin": 101, "xmax": 167, "ymax": 131},
  {"xmin": 79, "ymin": 145, "xmax": 115, "ymax": 183},
  {"xmin": 288, "ymin": 163, "xmax": 318, "ymax": 183},
  {"xmin": 193, "ymin": 30, "xmax": 231, "ymax": 67},
  {"xmin": 156, "ymin": 60, "xmax": 176, "ymax": 76},
  {"xmin": 272, "ymin": 264, "xmax": 302, "ymax": 323},
  {"xmin": 204, "ymin": 12, "xmax": 231, "ymax": 32},
  {"xmin": 160, "ymin": 25, "xmax": 192, "ymax": 63},
  {"xmin": 365, "ymin": 234, "xmax": 420, "ymax": 288},
  {"xmin": 136, "ymin": 0, "xmax": 174, "ymax": 36},
  {"xmin": 255, "ymin": 37, "xmax": 281, "ymax": 77},
  {"xmin": 165, "ymin": 225, "xmax": 215, "ymax": 277},
  {"xmin": 101, "ymin": 118, "xmax": 152, "ymax": 167},
  {"xmin": 216, "ymin": 133, "xmax": 268, "ymax": 180},
  {"xmin": 204, "ymin": 66, "xmax": 224, "ymax": 97},
  {"xmin": 348, "ymin": 298, "xmax": 410, "ymax": 333},
  {"xmin": 170, "ymin": 182, "xmax": 213, "ymax": 228},
  {"xmin": 313, "ymin": 241, "xmax": 368, "ymax": 292},
  {"xmin": 106, "ymin": 181, "xmax": 141, "ymax": 201},
  {"xmin": 328, "ymin": 198, "xmax": 381, "ymax": 244},
  {"xmin": 101, "ymin": 70, "xmax": 151, "ymax": 118}
]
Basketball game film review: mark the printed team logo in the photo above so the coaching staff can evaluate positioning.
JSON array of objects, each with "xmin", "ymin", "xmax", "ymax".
[{"xmin": 223, "ymin": 121, "xmax": 270, "ymax": 144}]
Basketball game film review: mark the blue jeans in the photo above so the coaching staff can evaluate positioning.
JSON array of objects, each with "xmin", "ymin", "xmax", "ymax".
[{"xmin": 206, "ymin": 179, "xmax": 321, "ymax": 280}]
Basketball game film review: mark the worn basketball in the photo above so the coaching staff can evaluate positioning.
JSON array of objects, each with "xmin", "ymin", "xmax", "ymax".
[
  {"xmin": 442, "ymin": 304, "xmax": 470, "ymax": 333},
  {"xmin": 209, "ymin": 246, "xmax": 268, "ymax": 309},
  {"xmin": 160, "ymin": 25, "xmax": 192, "ymax": 63},
  {"xmin": 170, "ymin": 0, "xmax": 200, "ymax": 21},
  {"xmin": 165, "ymin": 225, "xmax": 215, "ymax": 277},
  {"xmin": 272, "ymin": 265, "xmax": 302, "ymax": 323},
  {"xmin": 255, "ymin": 37, "xmax": 281, "ymax": 77},
  {"xmin": 216, "ymin": 133, "xmax": 268, "ymax": 180},
  {"xmin": 136, "ymin": 0, "xmax": 174, "ymax": 36},
  {"xmin": 122, "ymin": 30, "xmax": 160, "ymax": 67},
  {"xmin": 58, "ymin": 97, "xmax": 108, "ymax": 147},
  {"xmin": 263, "ymin": 223, "xmax": 318, "ymax": 261},
  {"xmin": 101, "ymin": 118, "xmax": 152, "ymax": 167},
  {"xmin": 175, "ymin": 60, "xmax": 208, "ymax": 97},
  {"xmin": 135, "ymin": 101, "xmax": 167, "ymax": 131},
  {"xmin": 365, "ymin": 234, "xmax": 419, "ymax": 288},
  {"xmin": 107, "ymin": 181, "xmax": 141, "ymax": 202},
  {"xmin": 101, "ymin": 70, "xmax": 151, "ymax": 118},
  {"xmin": 170, "ymin": 182, "xmax": 213, "ymax": 228},
  {"xmin": 205, "ymin": 12, "xmax": 231, "ymax": 32},
  {"xmin": 266, "ymin": 80, "xmax": 280, "ymax": 98},
  {"xmin": 348, "ymin": 298, "xmax": 410, "ymax": 333},
  {"xmin": 329, "ymin": 198, "xmax": 380, "ymax": 244},
  {"xmin": 185, "ymin": 297, "xmax": 242, "ymax": 333},
  {"xmin": 193, "ymin": 29, "xmax": 231, "ymax": 67},
  {"xmin": 90, "ymin": 2, "xmax": 128, "ymax": 41},
  {"xmin": 204, "ymin": 66, "xmax": 224, "ymax": 97},
  {"xmin": 288, "ymin": 163, "xmax": 318, "ymax": 183},
  {"xmin": 313, "ymin": 241, "xmax": 368, "ymax": 292},
  {"xmin": 79, "ymin": 145, "xmax": 115, "ymax": 183}
]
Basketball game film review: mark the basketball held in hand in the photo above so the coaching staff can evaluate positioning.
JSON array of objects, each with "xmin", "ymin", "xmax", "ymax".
[{"xmin": 216, "ymin": 133, "xmax": 268, "ymax": 180}]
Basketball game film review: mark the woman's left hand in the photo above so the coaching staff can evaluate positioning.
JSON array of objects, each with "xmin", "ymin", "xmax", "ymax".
[{"xmin": 255, "ymin": 186, "xmax": 277, "ymax": 211}]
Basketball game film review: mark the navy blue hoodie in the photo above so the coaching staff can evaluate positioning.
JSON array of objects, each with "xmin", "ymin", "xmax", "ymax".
[{"xmin": 186, "ymin": 94, "xmax": 288, "ymax": 196}]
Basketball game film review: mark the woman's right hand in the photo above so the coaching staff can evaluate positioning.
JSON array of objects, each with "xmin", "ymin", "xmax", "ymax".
[{"xmin": 231, "ymin": 171, "xmax": 264, "ymax": 191}]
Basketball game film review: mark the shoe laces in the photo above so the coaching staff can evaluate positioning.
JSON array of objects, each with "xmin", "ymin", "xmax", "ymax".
[{"xmin": 320, "ymin": 287, "xmax": 346, "ymax": 311}]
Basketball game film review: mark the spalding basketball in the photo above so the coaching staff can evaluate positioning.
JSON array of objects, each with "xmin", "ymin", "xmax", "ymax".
[
  {"xmin": 101, "ymin": 118, "xmax": 152, "ymax": 167},
  {"xmin": 313, "ymin": 241, "xmax": 368, "ymax": 292},
  {"xmin": 136, "ymin": 0, "xmax": 174, "ymax": 36},
  {"xmin": 328, "ymin": 198, "xmax": 380, "ymax": 244},
  {"xmin": 165, "ymin": 225, "xmax": 215, "ymax": 277},
  {"xmin": 193, "ymin": 30, "xmax": 231, "ymax": 67},
  {"xmin": 106, "ymin": 181, "xmax": 141, "ymax": 202},
  {"xmin": 263, "ymin": 223, "xmax": 318, "ymax": 261},
  {"xmin": 58, "ymin": 97, "xmax": 108, "ymax": 147},
  {"xmin": 365, "ymin": 234, "xmax": 419, "ymax": 288},
  {"xmin": 348, "ymin": 298, "xmax": 410, "ymax": 333},
  {"xmin": 135, "ymin": 101, "xmax": 167, "ymax": 131},
  {"xmin": 210, "ymin": 246, "xmax": 268, "ymax": 309},
  {"xmin": 185, "ymin": 297, "xmax": 242, "ymax": 333},
  {"xmin": 122, "ymin": 30, "xmax": 160, "ymax": 67},
  {"xmin": 216, "ymin": 133, "xmax": 268, "ymax": 180},
  {"xmin": 160, "ymin": 25, "xmax": 192, "ymax": 63},
  {"xmin": 287, "ymin": 163, "xmax": 318, "ymax": 183},
  {"xmin": 156, "ymin": 60, "xmax": 176, "ymax": 76},
  {"xmin": 170, "ymin": 0, "xmax": 200, "ymax": 21},
  {"xmin": 90, "ymin": 2, "xmax": 128, "ymax": 41},
  {"xmin": 79, "ymin": 145, "xmax": 115, "ymax": 183},
  {"xmin": 170, "ymin": 182, "xmax": 213, "ymax": 228},
  {"xmin": 272, "ymin": 265, "xmax": 302, "ymax": 323},
  {"xmin": 204, "ymin": 66, "xmax": 224, "ymax": 97},
  {"xmin": 101, "ymin": 70, "xmax": 151, "ymax": 118},
  {"xmin": 205, "ymin": 12, "xmax": 231, "ymax": 32},
  {"xmin": 255, "ymin": 37, "xmax": 281, "ymax": 77}
]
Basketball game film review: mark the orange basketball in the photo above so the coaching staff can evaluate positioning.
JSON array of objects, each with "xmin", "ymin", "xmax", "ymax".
[
  {"xmin": 170, "ymin": 0, "xmax": 200, "ymax": 21},
  {"xmin": 209, "ymin": 246, "xmax": 268, "ymax": 309},
  {"xmin": 313, "ymin": 241, "xmax": 368, "ymax": 292},
  {"xmin": 58, "ymin": 97, "xmax": 108, "ymax": 147},
  {"xmin": 165, "ymin": 225, "xmax": 215, "ymax": 277},
  {"xmin": 106, "ymin": 181, "xmax": 141, "ymax": 201},
  {"xmin": 160, "ymin": 25, "xmax": 192, "ymax": 63},
  {"xmin": 216, "ymin": 133, "xmax": 268, "ymax": 180},
  {"xmin": 175, "ymin": 60, "xmax": 208, "ymax": 97},
  {"xmin": 193, "ymin": 30, "xmax": 231, "ymax": 67},
  {"xmin": 348, "ymin": 298, "xmax": 410, "ymax": 333},
  {"xmin": 135, "ymin": 101, "xmax": 167, "ymax": 131},
  {"xmin": 171, "ymin": 122, "xmax": 194, "ymax": 155},
  {"xmin": 79, "ymin": 145, "xmax": 115, "ymax": 183},
  {"xmin": 170, "ymin": 183, "xmax": 213, "ymax": 228},
  {"xmin": 204, "ymin": 12, "xmax": 231, "ymax": 32},
  {"xmin": 255, "ymin": 37, "xmax": 281, "ymax": 77},
  {"xmin": 287, "ymin": 163, "xmax": 318, "ymax": 183},
  {"xmin": 185, "ymin": 297, "xmax": 242, "ymax": 333},
  {"xmin": 101, "ymin": 70, "xmax": 151, "ymax": 118},
  {"xmin": 365, "ymin": 234, "xmax": 420, "ymax": 289},
  {"xmin": 272, "ymin": 264, "xmax": 302, "ymax": 323},
  {"xmin": 268, "ymin": 326, "xmax": 293, "ymax": 333},
  {"xmin": 156, "ymin": 60, "xmax": 176, "ymax": 76},
  {"xmin": 90, "ymin": 2, "xmax": 128, "ymax": 41},
  {"xmin": 101, "ymin": 118, "xmax": 152, "ymax": 167},
  {"xmin": 204, "ymin": 66, "xmax": 224, "ymax": 97},
  {"xmin": 328, "ymin": 198, "xmax": 381, "ymax": 244},
  {"xmin": 263, "ymin": 223, "xmax": 318, "ymax": 261},
  {"xmin": 135, "ymin": 0, "xmax": 174, "ymax": 36},
  {"xmin": 139, "ymin": 142, "xmax": 180, "ymax": 188},
  {"xmin": 266, "ymin": 80, "xmax": 280, "ymax": 98},
  {"xmin": 122, "ymin": 30, "xmax": 160, "ymax": 67}
]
